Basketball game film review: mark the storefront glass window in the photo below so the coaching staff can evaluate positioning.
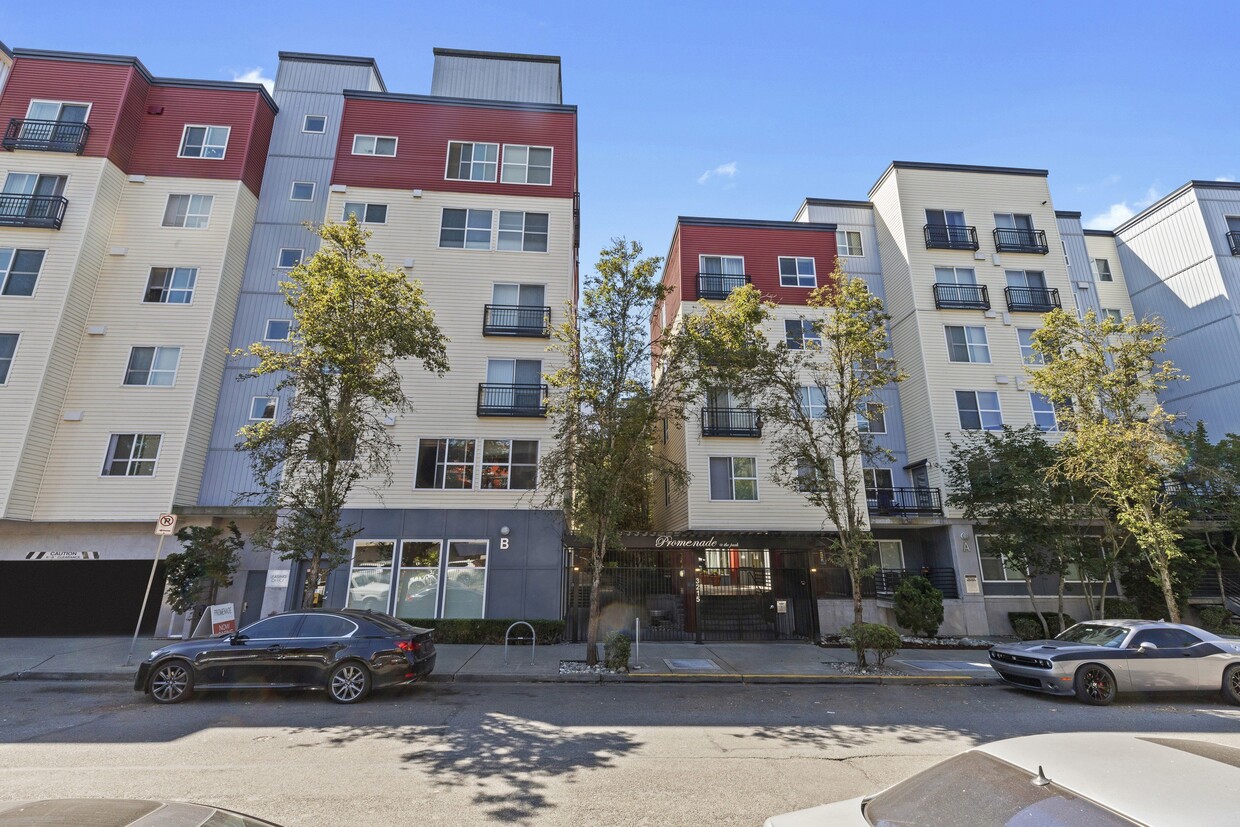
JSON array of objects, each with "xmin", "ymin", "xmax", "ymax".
[
  {"xmin": 442, "ymin": 540, "xmax": 488, "ymax": 618},
  {"xmin": 347, "ymin": 540, "xmax": 395, "ymax": 612},
  {"xmin": 395, "ymin": 541, "xmax": 442, "ymax": 620}
]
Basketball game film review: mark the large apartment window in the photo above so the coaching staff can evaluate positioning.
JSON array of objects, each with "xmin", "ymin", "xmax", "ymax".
[
  {"xmin": 864, "ymin": 467, "xmax": 894, "ymax": 499},
  {"xmin": 501, "ymin": 144, "xmax": 553, "ymax": 185},
  {"xmin": 480, "ymin": 439, "xmax": 538, "ymax": 490},
  {"xmin": 497, "ymin": 211, "xmax": 549, "ymax": 252},
  {"xmin": 352, "ymin": 134, "xmax": 397, "ymax": 157},
  {"xmin": 837, "ymin": 230, "xmax": 863, "ymax": 257},
  {"xmin": 1091, "ymin": 258, "xmax": 1113, "ymax": 282},
  {"xmin": 342, "ymin": 202, "xmax": 387, "ymax": 224},
  {"xmin": 439, "ymin": 208, "xmax": 493, "ymax": 249},
  {"xmin": 124, "ymin": 346, "xmax": 181, "ymax": 386},
  {"xmin": 162, "ymin": 194, "xmax": 213, "ymax": 228},
  {"xmin": 796, "ymin": 458, "xmax": 820, "ymax": 492},
  {"xmin": 178, "ymin": 125, "xmax": 230, "ymax": 159},
  {"xmin": 701, "ymin": 255, "xmax": 744, "ymax": 275},
  {"xmin": 709, "ymin": 456, "xmax": 758, "ymax": 501},
  {"xmin": 1016, "ymin": 328, "xmax": 1043, "ymax": 365},
  {"xmin": 934, "ymin": 266, "xmax": 977, "ymax": 285},
  {"xmin": 446, "ymin": 141, "xmax": 498, "ymax": 181},
  {"xmin": 102, "ymin": 434, "xmax": 161, "ymax": 477},
  {"xmin": 956, "ymin": 390, "xmax": 1003, "ymax": 431},
  {"xmin": 0, "ymin": 249, "xmax": 46, "ymax": 296},
  {"xmin": 799, "ymin": 386, "xmax": 828, "ymax": 418},
  {"xmin": 0, "ymin": 333, "xmax": 17, "ymax": 384},
  {"xmin": 144, "ymin": 267, "xmax": 196, "ymax": 304},
  {"xmin": 945, "ymin": 325, "xmax": 991, "ymax": 363},
  {"xmin": 784, "ymin": 319, "xmax": 821, "ymax": 349},
  {"xmin": 1102, "ymin": 308, "xmax": 1123, "ymax": 323},
  {"xmin": 977, "ymin": 535, "xmax": 1026, "ymax": 581},
  {"xmin": 779, "ymin": 256, "xmax": 817, "ymax": 288},
  {"xmin": 1005, "ymin": 269, "xmax": 1047, "ymax": 290},
  {"xmin": 1030, "ymin": 392, "xmax": 1059, "ymax": 432},
  {"xmin": 415, "ymin": 438, "xmax": 476, "ymax": 490},
  {"xmin": 856, "ymin": 402, "xmax": 886, "ymax": 434},
  {"xmin": 25, "ymin": 99, "xmax": 90, "ymax": 123},
  {"xmin": 994, "ymin": 212, "xmax": 1034, "ymax": 230}
]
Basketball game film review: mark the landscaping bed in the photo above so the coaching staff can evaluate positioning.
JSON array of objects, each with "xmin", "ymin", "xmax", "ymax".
[{"xmin": 818, "ymin": 633, "xmax": 1004, "ymax": 650}]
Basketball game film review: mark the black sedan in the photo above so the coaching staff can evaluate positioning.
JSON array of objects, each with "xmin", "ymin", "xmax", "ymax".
[{"xmin": 135, "ymin": 609, "xmax": 435, "ymax": 704}]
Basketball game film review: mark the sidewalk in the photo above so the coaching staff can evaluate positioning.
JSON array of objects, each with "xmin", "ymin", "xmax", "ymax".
[{"xmin": 0, "ymin": 636, "xmax": 998, "ymax": 686}]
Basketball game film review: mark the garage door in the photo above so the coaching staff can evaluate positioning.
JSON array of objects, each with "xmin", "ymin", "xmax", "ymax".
[{"xmin": 0, "ymin": 561, "xmax": 166, "ymax": 636}]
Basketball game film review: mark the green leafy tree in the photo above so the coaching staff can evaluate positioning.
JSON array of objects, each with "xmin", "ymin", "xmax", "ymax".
[
  {"xmin": 1176, "ymin": 424, "xmax": 1240, "ymax": 580},
  {"xmin": 164, "ymin": 523, "xmax": 244, "ymax": 629},
  {"xmin": 893, "ymin": 575, "xmax": 945, "ymax": 638},
  {"xmin": 236, "ymin": 218, "xmax": 449, "ymax": 608}
]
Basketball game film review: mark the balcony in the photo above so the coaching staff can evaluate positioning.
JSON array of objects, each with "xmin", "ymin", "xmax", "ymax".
[
  {"xmin": 477, "ymin": 383, "xmax": 548, "ymax": 417},
  {"xmin": 697, "ymin": 272, "xmax": 751, "ymax": 300},
  {"xmin": 701, "ymin": 407, "xmax": 762, "ymax": 437},
  {"xmin": 1005, "ymin": 286, "xmax": 1061, "ymax": 312},
  {"xmin": 0, "ymin": 194, "xmax": 69, "ymax": 230},
  {"xmin": 866, "ymin": 486, "xmax": 943, "ymax": 517},
  {"xmin": 1228, "ymin": 231, "xmax": 1240, "ymax": 256},
  {"xmin": 993, "ymin": 227, "xmax": 1049, "ymax": 254},
  {"xmin": 924, "ymin": 224, "xmax": 979, "ymax": 251},
  {"xmin": 3, "ymin": 119, "xmax": 91, "ymax": 154},
  {"xmin": 872, "ymin": 567, "xmax": 960, "ymax": 600},
  {"xmin": 482, "ymin": 304, "xmax": 551, "ymax": 337},
  {"xmin": 932, "ymin": 283, "xmax": 990, "ymax": 310}
]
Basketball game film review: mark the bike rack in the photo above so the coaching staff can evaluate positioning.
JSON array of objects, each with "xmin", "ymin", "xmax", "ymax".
[{"xmin": 504, "ymin": 621, "xmax": 536, "ymax": 665}]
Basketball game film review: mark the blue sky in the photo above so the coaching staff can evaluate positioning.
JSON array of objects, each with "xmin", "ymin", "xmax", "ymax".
[{"xmin": 6, "ymin": 2, "xmax": 1239, "ymax": 268}]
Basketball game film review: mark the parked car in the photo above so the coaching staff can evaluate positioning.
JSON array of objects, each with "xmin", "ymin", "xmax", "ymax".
[
  {"xmin": 135, "ymin": 609, "xmax": 435, "ymax": 704},
  {"xmin": 987, "ymin": 619, "xmax": 1240, "ymax": 705},
  {"xmin": 0, "ymin": 799, "xmax": 283, "ymax": 825},
  {"xmin": 764, "ymin": 732, "xmax": 1240, "ymax": 826}
]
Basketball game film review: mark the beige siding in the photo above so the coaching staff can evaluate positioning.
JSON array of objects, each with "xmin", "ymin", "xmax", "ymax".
[
  {"xmin": 651, "ymin": 411, "xmax": 690, "ymax": 531},
  {"xmin": 1084, "ymin": 234, "xmax": 1135, "ymax": 319}
]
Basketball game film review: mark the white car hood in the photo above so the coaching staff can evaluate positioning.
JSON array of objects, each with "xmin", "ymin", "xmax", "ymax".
[{"xmin": 763, "ymin": 796, "xmax": 868, "ymax": 827}]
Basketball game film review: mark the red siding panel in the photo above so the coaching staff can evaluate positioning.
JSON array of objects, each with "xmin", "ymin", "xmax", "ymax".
[
  {"xmin": 677, "ymin": 224, "xmax": 839, "ymax": 305},
  {"xmin": 111, "ymin": 68, "xmax": 152, "ymax": 171},
  {"xmin": 0, "ymin": 58, "xmax": 133, "ymax": 159},
  {"xmin": 240, "ymin": 95, "xmax": 276, "ymax": 195},
  {"xmin": 333, "ymin": 97, "xmax": 577, "ymax": 199}
]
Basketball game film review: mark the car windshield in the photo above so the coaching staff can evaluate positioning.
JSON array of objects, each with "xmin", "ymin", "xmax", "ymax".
[
  {"xmin": 1053, "ymin": 624, "xmax": 1128, "ymax": 648},
  {"xmin": 863, "ymin": 750, "xmax": 1138, "ymax": 826}
]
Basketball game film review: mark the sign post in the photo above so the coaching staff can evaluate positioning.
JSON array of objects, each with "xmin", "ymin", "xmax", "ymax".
[{"xmin": 125, "ymin": 513, "xmax": 177, "ymax": 666}]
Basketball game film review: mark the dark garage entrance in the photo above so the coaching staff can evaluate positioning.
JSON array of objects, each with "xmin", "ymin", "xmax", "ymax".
[{"xmin": 0, "ymin": 560, "xmax": 166, "ymax": 636}]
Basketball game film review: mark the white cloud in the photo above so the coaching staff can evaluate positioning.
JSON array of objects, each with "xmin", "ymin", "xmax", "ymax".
[
  {"xmin": 697, "ymin": 161, "xmax": 737, "ymax": 185},
  {"xmin": 1085, "ymin": 185, "xmax": 1162, "ymax": 230},
  {"xmin": 232, "ymin": 68, "xmax": 275, "ymax": 95},
  {"xmin": 1216, "ymin": 176, "xmax": 1234, "ymax": 182}
]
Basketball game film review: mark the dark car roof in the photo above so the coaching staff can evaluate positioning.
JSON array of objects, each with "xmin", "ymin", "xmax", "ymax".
[{"xmin": 270, "ymin": 608, "xmax": 432, "ymax": 635}]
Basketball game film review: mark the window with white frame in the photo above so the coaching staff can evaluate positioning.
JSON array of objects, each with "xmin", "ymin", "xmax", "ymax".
[
  {"xmin": 439, "ymin": 208, "xmax": 493, "ymax": 249},
  {"xmin": 709, "ymin": 456, "xmax": 757, "ymax": 501},
  {"xmin": 799, "ymin": 386, "xmax": 828, "ymax": 418},
  {"xmin": 101, "ymin": 433, "xmax": 161, "ymax": 477},
  {"xmin": 302, "ymin": 115, "xmax": 327, "ymax": 133},
  {"xmin": 24, "ymin": 99, "xmax": 90, "ymax": 124},
  {"xmin": 347, "ymin": 540, "xmax": 395, "ymax": 612},
  {"xmin": 945, "ymin": 325, "xmax": 991, "ymax": 363},
  {"xmin": 352, "ymin": 134, "xmax": 397, "ymax": 156},
  {"xmin": 956, "ymin": 390, "xmax": 1003, "ymax": 431},
  {"xmin": 124, "ymin": 346, "xmax": 181, "ymax": 386},
  {"xmin": 856, "ymin": 402, "xmax": 886, "ymax": 433},
  {"xmin": 837, "ymin": 230, "xmax": 863, "ymax": 257},
  {"xmin": 1030, "ymin": 392, "xmax": 1060, "ymax": 432},
  {"xmin": 178, "ymin": 125, "xmax": 230, "ymax": 159},
  {"xmin": 415, "ymin": 438, "xmax": 476, "ymax": 489},
  {"xmin": 143, "ymin": 267, "xmax": 197, "ymax": 304},
  {"xmin": 1005, "ymin": 269, "xmax": 1048, "ymax": 290},
  {"xmin": 700, "ymin": 255, "xmax": 745, "ymax": 276},
  {"xmin": 868, "ymin": 538, "xmax": 905, "ymax": 570},
  {"xmin": 445, "ymin": 141, "xmax": 498, "ymax": 181},
  {"xmin": 1016, "ymin": 328, "xmax": 1044, "ymax": 365},
  {"xmin": 162, "ymin": 194, "xmax": 213, "ymax": 228},
  {"xmin": 342, "ymin": 202, "xmax": 387, "ymax": 224},
  {"xmin": 0, "ymin": 249, "xmax": 45, "ymax": 296},
  {"xmin": 277, "ymin": 248, "xmax": 303, "ymax": 269},
  {"xmin": 977, "ymin": 535, "xmax": 1026, "ymax": 581},
  {"xmin": 249, "ymin": 396, "xmax": 277, "ymax": 420},
  {"xmin": 778, "ymin": 256, "xmax": 817, "ymax": 288},
  {"xmin": 498, "ymin": 211, "xmax": 549, "ymax": 252},
  {"xmin": 1090, "ymin": 257, "xmax": 1113, "ymax": 282},
  {"xmin": 784, "ymin": 318, "xmax": 821, "ymax": 349},
  {"xmin": 1102, "ymin": 308, "xmax": 1123, "ymax": 323},
  {"xmin": 501, "ymin": 144, "xmax": 553, "ymax": 185},
  {"xmin": 864, "ymin": 467, "xmax": 894, "ymax": 498},
  {"xmin": 289, "ymin": 181, "xmax": 315, "ymax": 201},
  {"xmin": 934, "ymin": 266, "xmax": 977, "ymax": 285},
  {"xmin": 480, "ymin": 439, "xmax": 538, "ymax": 490},
  {"xmin": 264, "ymin": 319, "xmax": 292, "ymax": 341},
  {"xmin": 0, "ymin": 333, "xmax": 17, "ymax": 384}
]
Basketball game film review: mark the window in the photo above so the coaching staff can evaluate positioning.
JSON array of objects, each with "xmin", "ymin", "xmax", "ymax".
[
  {"xmin": 994, "ymin": 212, "xmax": 1034, "ymax": 231},
  {"xmin": 0, "ymin": 333, "xmax": 17, "ymax": 384},
  {"xmin": 480, "ymin": 439, "xmax": 538, "ymax": 489},
  {"xmin": 351, "ymin": 134, "xmax": 397, "ymax": 157},
  {"xmin": 934, "ymin": 266, "xmax": 977, "ymax": 285},
  {"xmin": 856, "ymin": 402, "xmax": 886, "ymax": 433},
  {"xmin": 700, "ymin": 255, "xmax": 745, "ymax": 275},
  {"xmin": 143, "ymin": 267, "xmax": 196, "ymax": 304},
  {"xmin": 264, "ymin": 319, "xmax": 292, "ymax": 341},
  {"xmin": 864, "ymin": 468, "xmax": 894, "ymax": 498},
  {"xmin": 1005, "ymin": 269, "xmax": 1047, "ymax": 289},
  {"xmin": 101, "ymin": 433, "xmax": 161, "ymax": 477},
  {"xmin": 1102, "ymin": 308, "xmax": 1123, "ymax": 324},
  {"xmin": 25, "ymin": 100, "xmax": 90, "ymax": 123},
  {"xmin": 415, "ymin": 438, "xmax": 476, "ymax": 489},
  {"xmin": 779, "ymin": 256, "xmax": 817, "ymax": 288},
  {"xmin": 240, "ymin": 613, "xmax": 303, "ymax": 639},
  {"xmin": 277, "ymin": 248, "xmax": 303, "ymax": 269},
  {"xmin": 868, "ymin": 538, "xmax": 905, "ymax": 570},
  {"xmin": 342, "ymin": 202, "xmax": 387, "ymax": 224},
  {"xmin": 709, "ymin": 456, "xmax": 758, "ymax": 501},
  {"xmin": 442, "ymin": 540, "xmax": 488, "ymax": 619},
  {"xmin": 289, "ymin": 181, "xmax": 315, "ymax": 201},
  {"xmin": 439, "ymin": 208, "xmax": 493, "ymax": 249},
  {"xmin": 162, "ymin": 194, "xmax": 213, "ymax": 228},
  {"xmin": 297, "ymin": 614, "xmax": 356, "ymax": 638},
  {"xmin": 249, "ymin": 396, "xmax": 277, "ymax": 420},
  {"xmin": 1030, "ymin": 392, "xmax": 1059, "ymax": 432},
  {"xmin": 1129, "ymin": 628, "xmax": 1203, "ymax": 649},
  {"xmin": 1017, "ymin": 328, "xmax": 1043, "ymax": 365},
  {"xmin": 302, "ymin": 115, "xmax": 327, "ymax": 134},
  {"xmin": 0, "ymin": 249, "xmax": 45, "ymax": 296},
  {"xmin": 956, "ymin": 390, "xmax": 1003, "ymax": 431},
  {"xmin": 977, "ymin": 535, "xmax": 1025, "ymax": 581},
  {"xmin": 446, "ymin": 141, "xmax": 498, "ymax": 181},
  {"xmin": 664, "ymin": 476, "xmax": 671, "ymax": 506},
  {"xmin": 945, "ymin": 325, "xmax": 991, "ymax": 363},
  {"xmin": 498, "ymin": 211, "xmax": 549, "ymax": 252},
  {"xmin": 799, "ymin": 386, "xmax": 828, "ymax": 418},
  {"xmin": 926, "ymin": 208, "xmax": 966, "ymax": 227},
  {"xmin": 124, "ymin": 346, "xmax": 181, "ymax": 386},
  {"xmin": 501, "ymin": 144, "xmax": 553, "ymax": 185},
  {"xmin": 796, "ymin": 458, "xmax": 820, "ymax": 492},
  {"xmin": 1061, "ymin": 241, "xmax": 1070, "ymax": 267},
  {"xmin": 178, "ymin": 125, "xmax": 230, "ymax": 159},
  {"xmin": 784, "ymin": 319, "xmax": 821, "ymax": 349},
  {"xmin": 837, "ymin": 230, "xmax": 863, "ymax": 257}
]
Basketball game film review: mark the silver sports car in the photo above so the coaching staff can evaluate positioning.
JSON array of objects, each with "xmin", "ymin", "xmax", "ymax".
[{"xmin": 988, "ymin": 619, "xmax": 1240, "ymax": 705}]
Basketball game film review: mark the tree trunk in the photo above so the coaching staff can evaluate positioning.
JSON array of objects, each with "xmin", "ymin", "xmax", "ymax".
[
  {"xmin": 302, "ymin": 555, "xmax": 321, "ymax": 609},
  {"xmin": 849, "ymin": 547, "xmax": 866, "ymax": 670},
  {"xmin": 1081, "ymin": 571, "xmax": 1097, "ymax": 619},
  {"xmin": 1154, "ymin": 550, "xmax": 1181, "ymax": 623},
  {"xmin": 1024, "ymin": 576, "xmax": 1049, "ymax": 638},
  {"xmin": 1056, "ymin": 572, "xmax": 1066, "ymax": 633},
  {"xmin": 585, "ymin": 529, "xmax": 606, "ymax": 666}
]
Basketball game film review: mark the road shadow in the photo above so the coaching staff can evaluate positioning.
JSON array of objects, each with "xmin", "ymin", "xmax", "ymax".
[{"xmin": 744, "ymin": 722, "xmax": 970, "ymax": 750}]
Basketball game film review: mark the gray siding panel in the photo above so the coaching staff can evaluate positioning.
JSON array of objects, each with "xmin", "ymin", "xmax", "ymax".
[
  {"xmin": 431, "ymin": 54, "xmax": 561, "ymax": 104},
  {"xmin": 1057, "ymin": 215, "xmax": 1101, "ymax": 317}
]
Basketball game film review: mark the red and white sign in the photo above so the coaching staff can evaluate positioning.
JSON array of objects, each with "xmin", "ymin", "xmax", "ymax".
[
  {"xmin": 155, "ymin": 513, "xmax": 178, "ymax": 536},
  {"xmin": 209, "ymin": 603, "xmax": 237, "ymax": 636}
]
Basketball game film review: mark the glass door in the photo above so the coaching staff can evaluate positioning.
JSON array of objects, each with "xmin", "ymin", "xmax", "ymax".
[
  {"xmin": 441, "ymin": 541, "xmax": 488, "ymax": 618},
  {"xmin": 394, "ymin": 541, "xmax": 442, "ymax": 620},
  {"xmin": 346, "ymin": 540, "xmax": 396, "ymax": 612}
]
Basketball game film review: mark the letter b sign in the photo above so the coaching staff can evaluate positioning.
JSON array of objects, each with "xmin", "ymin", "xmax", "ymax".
[{"xmin": 500, "ymin": 537, "xmax": 510, "ymax": 550}]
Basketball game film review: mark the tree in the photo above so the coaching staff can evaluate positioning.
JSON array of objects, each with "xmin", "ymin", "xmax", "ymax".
[
  {"xmin": 236, "ymin": 218, "xmax": 449, "ymax": 608},
  {"xmin": 1030, "ymin": 309, "xmax": 1189, "ymax": 621},
  {"xmin": 164, "ymin": 523, "xmax": 244, "ymax": 631},
  {"xmin": 1173, "ymin": 423, "xmax": 1240, "ymax": 606}
]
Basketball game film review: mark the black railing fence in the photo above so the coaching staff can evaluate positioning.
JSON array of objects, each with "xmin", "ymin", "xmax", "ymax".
[
  {"xmin": 924, "ymin": 223, "xmax": 979, "ymax": 250},
  {"xmin": 3, "ymin": 118, "xmax": 91, "ymax": 154},
  {"xmin": 932, "ymin": 283, "xmax": 990, "ymax": 310},
  {"xmin": 482, "ymin": 304, "xmax": 551, "ymax": 337}
]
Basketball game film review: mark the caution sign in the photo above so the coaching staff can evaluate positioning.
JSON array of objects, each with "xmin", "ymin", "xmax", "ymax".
[
  {"xmin": 155, "ymin": 513, "xmax": 178, "ymax": 536},
  {"xmin": 209, "ymin": 604, "xmax": 237, "ymax": 636}
]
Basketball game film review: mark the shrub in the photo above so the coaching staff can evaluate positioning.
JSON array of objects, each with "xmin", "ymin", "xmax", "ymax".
[
  {"xmin": 1010, "ymin": 617, "xmax": 1044, "ymax": 641},
  {"xmin": 1199, "ymin": 606, "xmax": 1236, "ymax": 635},
  {"xmin": 1007, "ymin": 613, "xmax": 1074, "ymax": 640},
  {"xmin": 893, "ymin": 576, "xmax": 944, "ymax": 637},
  {"xmin": 843, "ymin": 622, "xmax": 902, "ymax": 669},
  {"xmin": 1099, "ymin": 598, "xmax": 1141, "ymax": 620},
  {"xmin": 399, "ymin": 619, "xmax": 565, "ymax": 645},
  {"xmin": 604, "ymin": 631, "xmax": 632, "ymax": 671}
]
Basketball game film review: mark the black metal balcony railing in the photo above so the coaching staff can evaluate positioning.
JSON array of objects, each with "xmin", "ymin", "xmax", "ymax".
[
  {"xmin": 993, "ymin": 227, "xmax": 1049, "ymax": 254},
  {"xmin": 924, "ymin": 223, "xmax": 979, "ymax": 250},
  {"xmin": 1227, "ymin": 230, "xmax": 1240, "ymax": 256},
  {"xmin": 697, "ymin": 272, "xmax": 751, "ymax": 300},
  {"xmin": 482, "ymin": 304, "xmax": 551, "ymax": 337},
  {"xmin": 0, "ymin": 194, "xmax": 69, "ymax": 229},
  {"xmin": 701, "ymin": 408, "xmax": 762, "ymax": 437},
  {"xmin": 3, "ymin": 118, "xmax": 91, "ymax": 154},
  {"xmin": 866, "ymin": 486, "xmax": 943, "ymax": 516},
  {"xmin": 932, "ymin": 283, "xmax": 990, "ymax": 310},
  {"xmin": 873, "ymin": 567, "xmax": 960, "ymax": 600},
  {"xmin": 1005, "ymin": 286, "xmax": 1061, "ymax": 312},
  {"xmin": 477, "ymin": 383, "xmax": 548, "ymax": 417}
]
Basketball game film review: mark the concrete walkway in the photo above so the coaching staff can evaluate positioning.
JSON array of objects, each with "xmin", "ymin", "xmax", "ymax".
[{"xmin": 0, "ymin": 636, "xmax": 998, "ymax": 686}]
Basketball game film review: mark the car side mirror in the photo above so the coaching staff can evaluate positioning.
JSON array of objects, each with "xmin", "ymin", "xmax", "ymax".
[
  {"xmin": 229, "ymin": 633, "xmax": 247, "ymax": 645},
  {"xmin": 1137, "ymin": 641, "xmax": 1157, "ymax": 654}
]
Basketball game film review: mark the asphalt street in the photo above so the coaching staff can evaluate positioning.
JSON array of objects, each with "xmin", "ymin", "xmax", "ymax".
[{"xmin": 1, "ymin": 680, "xmax": 1238, "ymax": 826}]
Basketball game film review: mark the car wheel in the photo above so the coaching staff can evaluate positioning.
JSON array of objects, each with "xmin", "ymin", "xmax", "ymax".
[
  {"xmin": 327, "ymin": 661, "xmax": 371, "ymax": 704},
  {"xmin": 1074, "ymin": 663, "xmax": 1117, "ymax": 706},
  {"xmin": 1223, "ymin": 664, "xmax": 1240, "ymax": 706},
  {"xmin": 148, "ymin": 660, "xmax": 194, "ymax": 704}
]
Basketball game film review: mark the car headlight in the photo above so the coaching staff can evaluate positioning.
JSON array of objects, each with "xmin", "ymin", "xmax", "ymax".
[{"xmin": 146, "ymin": 649, "xmax": 165, "ymax": 662}]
